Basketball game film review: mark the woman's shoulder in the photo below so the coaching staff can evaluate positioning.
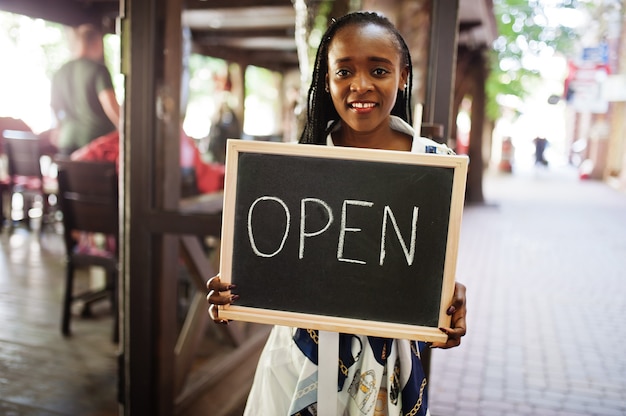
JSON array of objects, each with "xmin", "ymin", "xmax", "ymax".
[
  {"xmin": 389, "ymin": 116, "xmax": 455, "ymax": 155},
  {"xmin": 411, "ymin": 135, "xmax": 456, "ymax": 155}
]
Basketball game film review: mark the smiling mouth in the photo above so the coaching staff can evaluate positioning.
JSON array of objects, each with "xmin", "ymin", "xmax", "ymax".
[{"xmin": 350, "ymin": 102, "xmax": 377, "ymax": 109}]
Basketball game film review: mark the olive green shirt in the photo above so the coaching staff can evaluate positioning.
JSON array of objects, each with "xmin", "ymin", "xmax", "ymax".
[{"xmin": 51, "ymin": 58, "xmax": 116, "ymax": 153}]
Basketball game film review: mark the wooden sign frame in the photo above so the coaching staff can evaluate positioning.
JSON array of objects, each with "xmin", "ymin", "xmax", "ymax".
[{"xmin": 218, "ymin": 140, "xmax": 468, "ymax": 343}]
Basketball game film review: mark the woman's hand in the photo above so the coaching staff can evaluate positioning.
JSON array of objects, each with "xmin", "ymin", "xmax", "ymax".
[
  {"xmin": 206, "ymin": 274, "xmax": 238, "ymax": 324},
  {"xmin": 431, "ymin": 281, "xmax": 467, "ymax": 349}
]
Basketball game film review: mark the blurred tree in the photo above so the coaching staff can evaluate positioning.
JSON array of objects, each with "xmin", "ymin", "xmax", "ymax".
[{"xmin": 487, "ymin": 0, "xmax": 580, "ymax": 119}]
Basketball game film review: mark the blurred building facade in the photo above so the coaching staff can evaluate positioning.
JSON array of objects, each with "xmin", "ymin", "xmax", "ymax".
[{"xmin": 563, "ymin": 1, "xmax": 626, "ymax": 190}]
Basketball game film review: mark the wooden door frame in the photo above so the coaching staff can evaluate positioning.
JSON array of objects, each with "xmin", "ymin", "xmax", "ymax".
[
  {"xmin": 424, "ymin": 0, "xmax": 459, "ymax": 140},
  {"xmin": 119, "ymin": 0, "xmax": 197, "ymax": 413}
]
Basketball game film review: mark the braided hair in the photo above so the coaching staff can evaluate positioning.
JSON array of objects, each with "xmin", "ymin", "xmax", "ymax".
[{"xmin": 299, "ymin": 11, "xmax": 414, "ymax": 145}]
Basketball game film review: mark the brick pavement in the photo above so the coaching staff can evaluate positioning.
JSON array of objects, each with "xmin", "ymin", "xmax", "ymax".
[{"xmin": 428, "ymin": 163, "xmax": 626, "ymax": 416}]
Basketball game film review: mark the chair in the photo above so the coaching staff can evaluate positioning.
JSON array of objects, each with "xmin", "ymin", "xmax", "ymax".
[
  {"xmin": 56, "ymin": 160, "xmax": 119, "ymax": 342},
  {"xmin": 0, "ymin": 171, "xmax": 8, "ymax": 226},
  {"xmin": 2, "ymin": 129, "xmax": 58, "ymax": 230}
]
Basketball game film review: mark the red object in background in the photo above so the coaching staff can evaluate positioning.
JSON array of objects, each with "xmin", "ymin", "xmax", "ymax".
[
  {"xmin": 71, "ymin": 130, "xmax": 120, "ymax": 166},
  {"xmin": 71, "ymin": 130, "xmax": 225, "ymax": 194},
  {"xmin": 180, "ymin": 131, "xmax": 224, "ymax": 194},
  {"xmin": 499, "ymin": 137, "xmax": 514, "ymax": 173}
]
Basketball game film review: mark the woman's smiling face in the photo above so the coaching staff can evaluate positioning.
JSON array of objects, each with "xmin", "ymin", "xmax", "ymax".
[{"xmin": 326, "ymin": 23, "xmax": 408, "ymax": 139}]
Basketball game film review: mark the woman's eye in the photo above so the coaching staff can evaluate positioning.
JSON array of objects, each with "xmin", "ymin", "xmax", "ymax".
[
  {"xmin": 373, "ymin": 68, "xmax": 389, "ymax": 76},
  {"xmin": 335, "ymin": 69, "xmax": 350, "ymax": 77}
]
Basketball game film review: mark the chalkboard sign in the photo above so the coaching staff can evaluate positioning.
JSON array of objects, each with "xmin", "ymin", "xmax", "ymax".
[{"xmin": 219, "ymin": 140, "xmax": 468, "ymax": 342}]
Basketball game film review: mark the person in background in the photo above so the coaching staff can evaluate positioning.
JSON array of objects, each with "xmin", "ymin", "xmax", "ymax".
[
  {"xmin": 533, "ymin": 136, "xmax": 549, "ymax": 166},
  {"xmin": 207, "ymin": 11, "xmax": 466, "ymax": 416},
  {"xmin": 70, "ymin": 129, "xmax": 225, "ymax": 195},
  {"xmin": 207, "ymin": 100, "xmax": 241, "ymax": 164},
  {"xmin": 51, "ymin": 23, "xmax": 120, "ymax": 156}
]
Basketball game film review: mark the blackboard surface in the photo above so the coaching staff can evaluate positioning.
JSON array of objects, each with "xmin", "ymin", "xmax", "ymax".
[{"xmin": 220, "ymin": 140, "xmax": 468, "ymax": 342}]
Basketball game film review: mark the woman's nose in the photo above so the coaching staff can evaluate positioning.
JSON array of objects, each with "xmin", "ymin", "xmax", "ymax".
[{"xmin": 350, "ymin": 74, "xmax": 372, "ymax": 92}]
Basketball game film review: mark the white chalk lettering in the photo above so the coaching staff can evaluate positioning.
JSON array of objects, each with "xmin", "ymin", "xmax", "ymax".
[
  {"xmin": 246, "ymin": 196, "xmax": 421, "ymax": 265},
  {"xmin": 247, "ymin": 196, "xmax": 290, "ymax": 257},
  {"xmin": 299, "ymin": 198, "xmax": 334, "ymax": 259},
  {"xmin": 337, "ymin": 200, "xmax": 374, "ymax": 265},
  {"xmin": 379, "ymin": 206, "xmax": 419, "ymax": 266}
]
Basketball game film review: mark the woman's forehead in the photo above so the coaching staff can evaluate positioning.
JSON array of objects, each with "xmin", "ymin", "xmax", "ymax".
[{"xmin": 328, "ymin": 23, "xmax": 401, "ymax": 62}]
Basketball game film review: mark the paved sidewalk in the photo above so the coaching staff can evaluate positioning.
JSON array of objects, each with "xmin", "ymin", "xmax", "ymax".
[{"xmin": 428, "ymin": 163, "xmax": 626, "ymax": 416}]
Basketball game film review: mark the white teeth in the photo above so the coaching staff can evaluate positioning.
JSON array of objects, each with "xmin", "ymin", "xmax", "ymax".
[{"xmin": 351, "ymin": 102, "xmax": 375, "ymax": 108}]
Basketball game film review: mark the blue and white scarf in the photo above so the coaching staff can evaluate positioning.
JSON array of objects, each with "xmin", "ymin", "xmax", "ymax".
[{"xmin": 291, "ymin": 329, "xmax": 429, "ymax": 416}]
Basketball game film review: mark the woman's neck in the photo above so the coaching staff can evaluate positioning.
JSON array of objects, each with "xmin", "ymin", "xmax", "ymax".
[{"xmin": 332, "ymin": 120, "xmax": 412, "ymax": 151}]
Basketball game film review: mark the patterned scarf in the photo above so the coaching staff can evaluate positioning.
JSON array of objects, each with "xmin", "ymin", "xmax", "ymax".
[{"xmin": 291, "ymin": 328, "xmax": 429, "ymax": 416}]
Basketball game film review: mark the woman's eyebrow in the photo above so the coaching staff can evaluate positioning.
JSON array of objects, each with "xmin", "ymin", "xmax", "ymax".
[
  {"xmin": 368, "ymin": 56, "xmax": 394, "ymax": 65},
  {"xmin": 331, "ymin": 56, "xmax": 394, "ymax": 65}
]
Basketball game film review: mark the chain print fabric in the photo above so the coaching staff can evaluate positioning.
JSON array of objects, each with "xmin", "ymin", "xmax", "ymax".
[{"xmin": 292, "ymin": 329, "xmax": 429, "ymax": 416}]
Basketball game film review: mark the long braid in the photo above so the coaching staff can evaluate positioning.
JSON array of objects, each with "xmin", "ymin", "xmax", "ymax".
[
  {"xmin": 393, "ymin": 34, "xmax": 414, "ymax": 126},
  {"xmin": 299, "ymin": 17, "xmax": 341, "ymax": 145},
  {"xmin": 299, "ymin": 11, "xmax": 414, "ymax": 145}
]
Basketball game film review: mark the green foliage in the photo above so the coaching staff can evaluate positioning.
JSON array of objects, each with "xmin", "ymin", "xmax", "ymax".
[
  {"xmin": 305, "ymin": 0, "xmax": 335, "ymax": 76},
  {"xmin": 486, "ymin": 0, "xmax": 580, "ymax": 119}
]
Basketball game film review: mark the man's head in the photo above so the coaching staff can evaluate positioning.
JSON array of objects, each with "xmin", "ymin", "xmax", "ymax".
[{"xmin": 69, "ymin": 24, "xmax": 104, "ymax": 61}]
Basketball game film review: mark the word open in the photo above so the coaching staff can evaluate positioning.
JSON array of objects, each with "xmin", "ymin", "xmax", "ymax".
[{"xmin": 246, "ymin": 196, "xmax": 420, "ymax": 266}]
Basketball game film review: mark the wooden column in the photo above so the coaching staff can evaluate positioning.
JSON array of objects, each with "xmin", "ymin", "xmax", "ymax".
[
  {"xmin": 120, "ymin": 0, "xmax": 183, "ymax": 413},
  {"xmin": 424, "ymin": 0, "xmax": 459, "ymax": 139}
]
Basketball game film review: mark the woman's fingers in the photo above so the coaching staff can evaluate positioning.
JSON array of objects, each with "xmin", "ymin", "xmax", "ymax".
[
  {"xmin": 431, "ymin": 322, "xmax": 466, "ymax": 349},
  {"xmin": 431, "ymin": 281, "xmax": 467, "ymax": 349},
  {"xmin": 206, "ymin": 275, "xmax": 237, "ymax": 303},
  {"xmin": 448, "ymin": 282, "xmax": 466, "ymax": 314},
  {"xmin": 208, "ymin": 303, "xmax": 229, "ymax": 325},
  {"xmin": 206, "ymin": 274, "xmax": 238, "ymax": 324},
  {"xmin": 206, "ymin": 274, "xmax": 229, "ymax": 292},
  {"xmin": 430, "ymin": 324, "xmax": 464, "ymax": 349}
]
